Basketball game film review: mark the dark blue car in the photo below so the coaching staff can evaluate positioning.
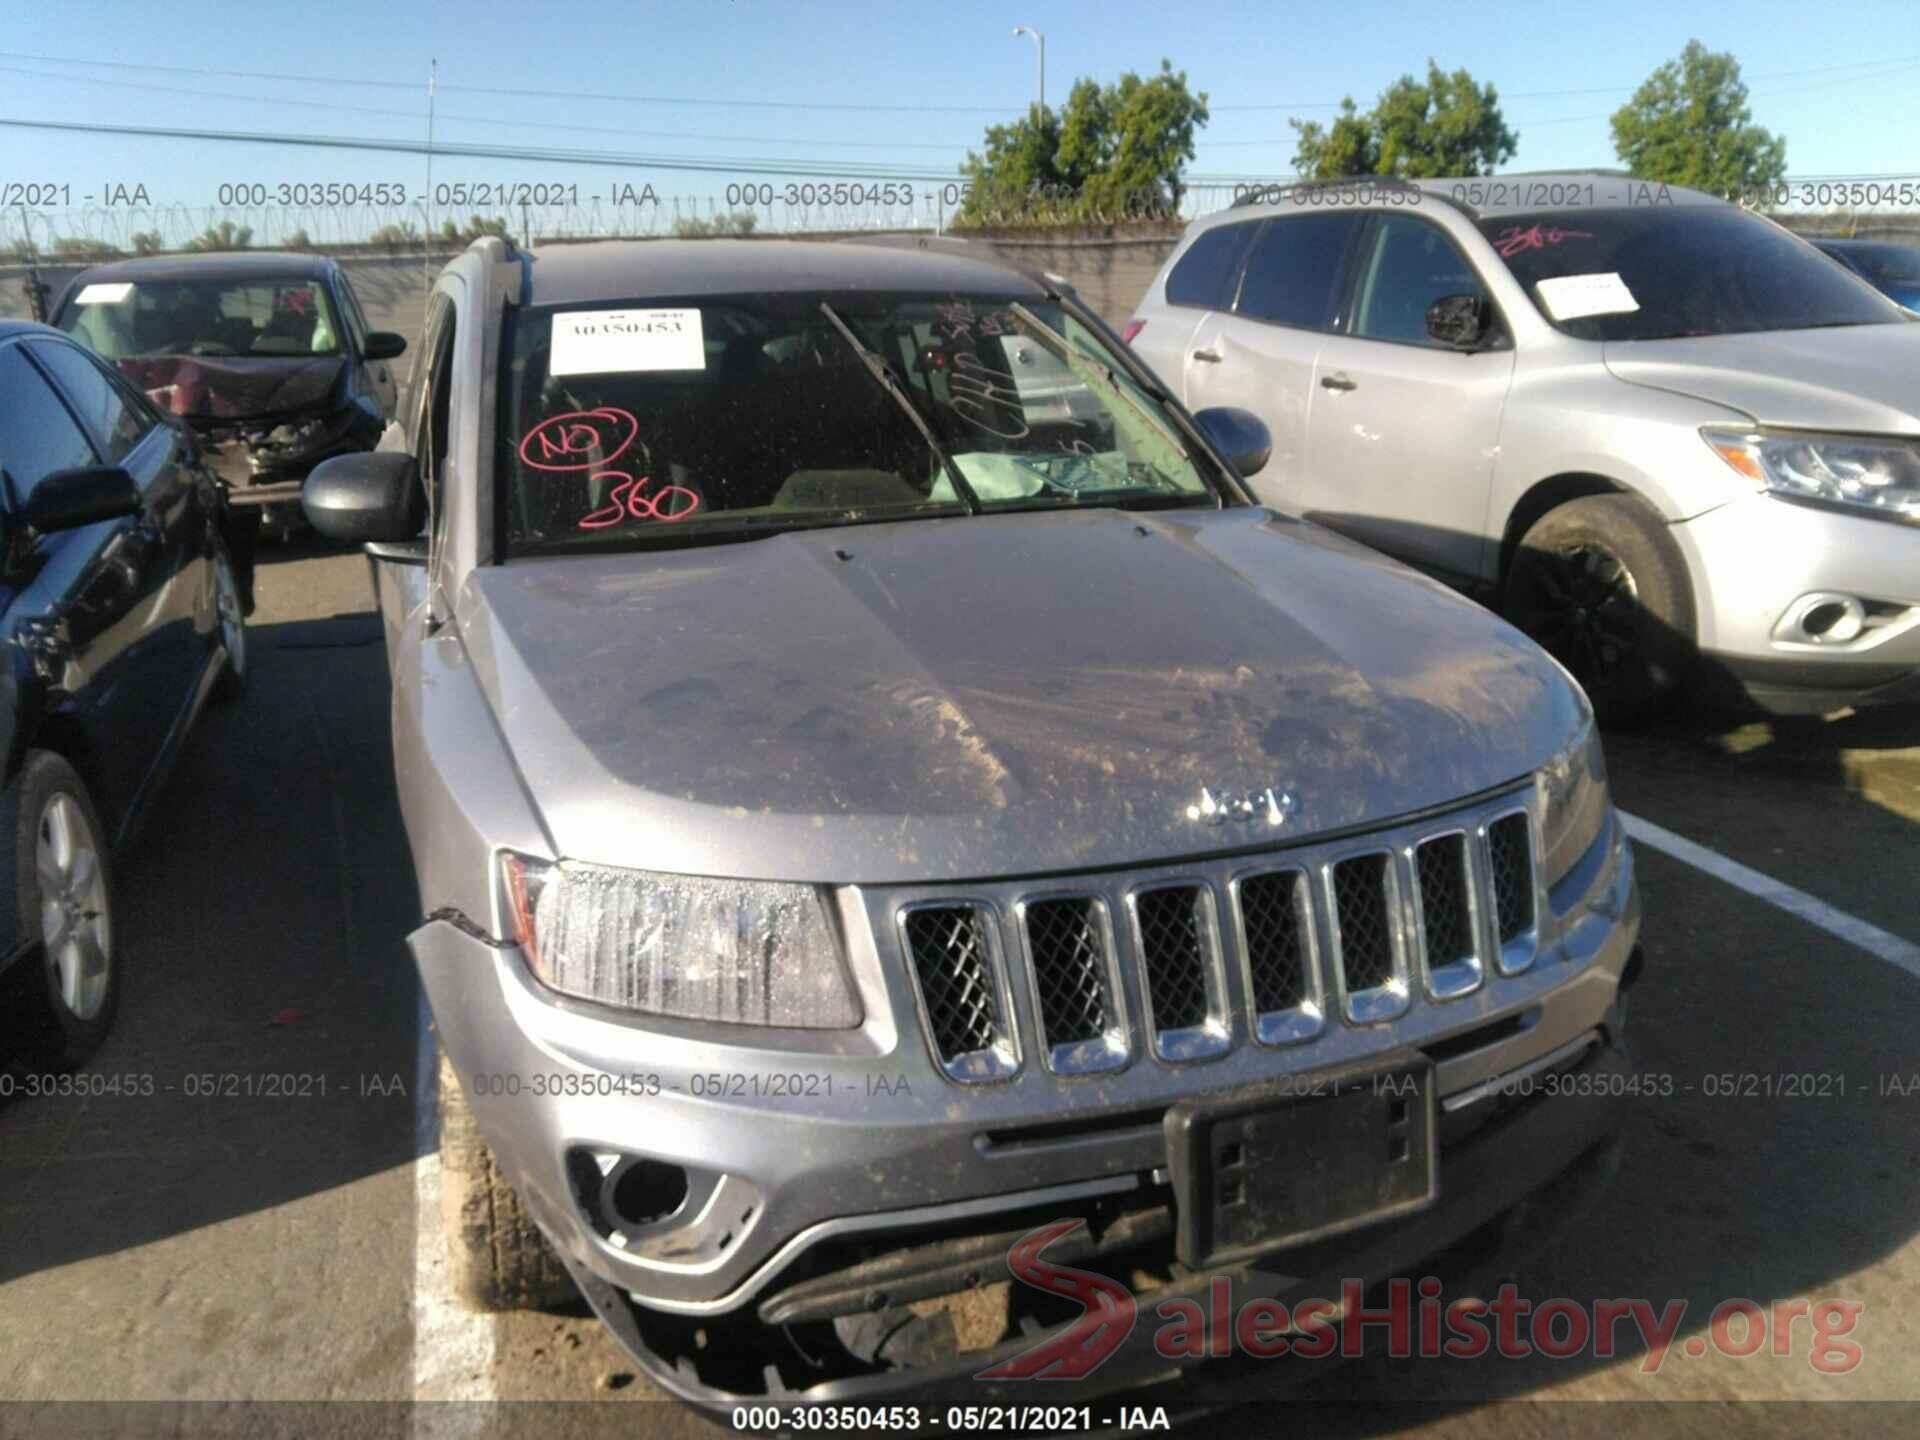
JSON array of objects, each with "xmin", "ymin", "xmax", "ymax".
[
  {"xmin": 1814, "ymin": 238, "xmax": 1920, "ymax": 311},
  {"xmin": 0, "ymin": 321, "xmax": 249, "ymax": 1070}
]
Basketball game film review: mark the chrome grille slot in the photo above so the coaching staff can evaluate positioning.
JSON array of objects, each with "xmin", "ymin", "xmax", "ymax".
[
  {"xmin": 1131, "ymin": 884, "xmax": 1227, "ymax": 1061},
  {"xmin": 1238, "ymin": 870, "xmax": 1308, "ymax": 1012},
  {"xmin": 899, "ymin": 904, "xmax": 1017, "ymax": 1082},
  {"xmin": 1023, "ymin": 898, "xmax": 1111, "ymax": 1046},
  {"xmin": 1233, "ymin": 868, "xmax": 1324, "ymax": 1046},
  {"xmin": 1486, "ymin": 812, "xmax": 1539, "ymax": 974},
  {"xmin": 1330, "ymin": 852, "xmax": 1408, "ymax": 1023},
  {"xmin": 1415, "ymin": 833, "xmax": 1483, "ymax": 1000}
]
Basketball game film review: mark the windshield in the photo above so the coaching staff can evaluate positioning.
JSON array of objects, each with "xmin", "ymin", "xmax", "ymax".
[
  {"xmin": 497, "ymin": 290, "xmax": 1221, "ymax": 553},
  {"xmin": 1480, "ymin": 208, "xmax": 1905, "ymax": 341},
  {"xmin": 57, "ymin": 277, "xmax": 344, "ymax": 359}
]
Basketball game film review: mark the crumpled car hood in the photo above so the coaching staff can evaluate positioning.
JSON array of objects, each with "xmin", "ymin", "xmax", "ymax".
[
  {"xmin": 455, "ymin": 507, "xmax": 1586, "ymax": 884},
  {"xmin": 1603, "ymin": 323, "xmax": 1920, "ymax": 435},
  {"xmin": 113, "ymin": 355, "xmax": 345, "ymax": 423}
]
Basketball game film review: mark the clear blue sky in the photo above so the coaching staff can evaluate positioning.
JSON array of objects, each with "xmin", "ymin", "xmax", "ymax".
[{"xmin": 5, "ymin": 0, "xmax": 1918, "ymax": 238}]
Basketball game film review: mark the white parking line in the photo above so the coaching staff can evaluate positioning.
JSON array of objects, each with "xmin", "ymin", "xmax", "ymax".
[
  {"xmin": 1621, "ymin": 810, "xmax": 1920, "ymax": 980},
  {"xmin": 411, "ymin": 990, "xmax": 497, "ymax": 1430}
]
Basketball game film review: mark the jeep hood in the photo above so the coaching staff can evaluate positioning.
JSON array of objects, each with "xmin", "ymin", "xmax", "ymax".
[
  {"xmin": 456, "ymin": 508, "xmax": 1586, "ymax": 883},
  {"xmin": 1603, "ymin": 323, "xmax": 1920, "ymax": 435}
]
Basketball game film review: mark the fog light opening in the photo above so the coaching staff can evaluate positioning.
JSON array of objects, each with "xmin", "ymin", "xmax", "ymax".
[
  {"xmin": 1784, "ymin": 593, "xmax": 1866, "ymax": 644},
  {"xmin": 607, "ymin": 1158, "xmax": 690, "ymax": 1229}
]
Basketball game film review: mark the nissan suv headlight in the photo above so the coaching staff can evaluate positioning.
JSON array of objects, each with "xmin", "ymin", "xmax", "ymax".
[
  {"xmin": 1703, "ymin": 427, "xmax": 1920, "ymax": 522},
  {"xmin": 1537, "ymin": 721, "xmax": 1612, "ymax": 888},
  {"xmin": 499, "ymin": 855, "xmax": 862, "ymax": 1028}
]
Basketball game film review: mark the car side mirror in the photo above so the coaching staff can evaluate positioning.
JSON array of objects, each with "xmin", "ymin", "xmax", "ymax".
[
  {"xmin": 363, "ymin": 331, "xmax": 408, "ymax": 362},
  {"xmin": 1192, "ymin": 406, "xmax": 1273, "ymax": 479},
  {"xmin": 302, "ymin": 451, "xmax": 423, "ymax": 543},
  {"xmin": 1426, "ymin": 293, "xmax": 1491, "ymax": 349},
  {"xmin": 25, "ymin": 466, "xmax": 142, "ymax": 534}
]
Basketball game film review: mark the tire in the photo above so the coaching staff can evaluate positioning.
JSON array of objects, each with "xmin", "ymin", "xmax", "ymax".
[
  {"xmin": 437, "ymin": 1046, "xmax": 579, "ymax": 1312},
  {"xmin": 3, "ymin": 753, "xmax": 119, "ymax": 1072},
  {"xmin": 1503, "ymin": 494, "xmax": 1696, "ymax": 725},
  {"xmin": 211, "ymin": 545, "xmax": 248, "ymax": 704}
]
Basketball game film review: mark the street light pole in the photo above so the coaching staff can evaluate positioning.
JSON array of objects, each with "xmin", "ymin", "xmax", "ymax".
[{"xmin": 1011, "ymin": 26, "xmax": 1045, "ymax": 114}]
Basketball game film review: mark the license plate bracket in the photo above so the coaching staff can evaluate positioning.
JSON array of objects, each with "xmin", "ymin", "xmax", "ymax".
[{"xmin": 1164, "ymin": 1051, "xmax": 1437, "ymax": 1269}]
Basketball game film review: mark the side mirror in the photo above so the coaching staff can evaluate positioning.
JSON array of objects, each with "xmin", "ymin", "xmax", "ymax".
[
  {"xmin": 25, "ymin": 466, "xmax": 142, "ymax": 534},
  {"xmin": 302, "ymin": 451, "xmax": 423, "ymax": 543},
  {"xmin": 1426, "ymin": 293, "xmax": 1491, "ymax": 349},
  {"xmin": 1192, "ymin": 406, "xmax": 1273, "ymax": 479},
  {"xmin": 363, "ymin": 332, "xmax": 408, "ymax": 362}
]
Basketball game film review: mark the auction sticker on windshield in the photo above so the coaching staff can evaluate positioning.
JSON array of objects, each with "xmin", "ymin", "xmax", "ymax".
[
  {"xmin": 550, "ymin": 307, "xmax": 705, "ymax": 375},
  {"xmin": 1535, "ymin": 272, "xmax": 1640, "ymax": 322},
  {"xmin": 74, "ymin": 282, "xmax": 134, "ymax": 305}
]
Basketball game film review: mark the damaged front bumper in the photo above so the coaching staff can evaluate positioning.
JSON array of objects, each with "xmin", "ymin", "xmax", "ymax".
[
  {"xmin": 194, "ymin": 407, "xmax": 383, "ymax": 524},
  {"xmin": 411, "ymin": 820, "xmax": 1641, "ymax": 1405}
]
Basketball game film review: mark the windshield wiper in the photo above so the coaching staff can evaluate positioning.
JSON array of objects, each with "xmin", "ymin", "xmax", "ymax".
[
  {"xmin": 817, "ymin": 302, "xmax": 980, "ymax": 515},
  {"xmin": 1005, "ymin": 302, "xmax": 1200, "ymax": 475}
]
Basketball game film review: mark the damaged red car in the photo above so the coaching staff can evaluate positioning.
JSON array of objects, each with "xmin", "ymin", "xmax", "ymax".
[{"xmin": 50, "ymin": 252, "xmax": 407, "ymax": 541}]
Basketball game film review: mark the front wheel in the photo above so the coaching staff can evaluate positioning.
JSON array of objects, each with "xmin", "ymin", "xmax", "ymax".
[
  {"xmin": 211, "ymin": 547, "xmax": 248, "ymax": 704},
  {"xmin": 3, "ymin": 753, "xmax": 119, "ymax": 1071},
  {"xmin": 1503, "ymin": 494, "xmax": 1696, "ymax": 725},
  {"xmin": 437, "ymin": 1047, "xmax": 579, "ymax": 1312}
]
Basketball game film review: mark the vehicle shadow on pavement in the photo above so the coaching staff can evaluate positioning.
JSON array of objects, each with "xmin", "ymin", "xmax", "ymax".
[
  {"xmin": 1172, "ymin": 705, "xmax": 1920, "ymax": 1426},
  {"xmin": 0, "ymin": 608, "xmax": 424, "ymax": 1288}
]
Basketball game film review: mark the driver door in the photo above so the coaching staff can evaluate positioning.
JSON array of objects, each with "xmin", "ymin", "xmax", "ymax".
[{"xmin": 1296, "ymin": 213, "xmax": 1516, "ymax": 582}]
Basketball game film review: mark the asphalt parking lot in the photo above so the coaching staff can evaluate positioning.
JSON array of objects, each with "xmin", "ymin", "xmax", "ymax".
[{"xmin": 1, "ymin": 542, "xmax": 1916, "ymax": 1439}]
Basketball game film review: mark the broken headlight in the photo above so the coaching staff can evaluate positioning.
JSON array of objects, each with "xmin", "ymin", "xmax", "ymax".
[
  {"xmin": 499, "ymin": 855, "xmax": 862, "ymax": 1029},
  {"xmin": 1536, "ymin": 720, "xmax": 1612, "ymax": 887}
]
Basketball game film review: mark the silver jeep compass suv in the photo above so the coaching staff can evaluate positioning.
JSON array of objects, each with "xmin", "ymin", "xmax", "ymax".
[
  {"xmin": 305, "ymin": 234, "xmax": 1641, "ymax": 1409},
  {"xmin": 1129, "ymin": 174, "xmax": 1920, "ymax": 720}
]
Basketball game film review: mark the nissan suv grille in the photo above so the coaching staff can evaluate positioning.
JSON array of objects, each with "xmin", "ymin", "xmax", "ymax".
[{"xmin": 893, "ymin": 789, "xmax": 1545, "ymax": 1078}]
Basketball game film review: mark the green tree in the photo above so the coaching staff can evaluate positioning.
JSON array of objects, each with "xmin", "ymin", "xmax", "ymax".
[
  {"xmin": 368, "ymin": 221, "xmax": 422, "ymax": 250},
  {"xmin": 53, "ymin": 235, "xmax": 120, "ymax": 260},
  {"xmin": 187, "ymin": 220, "xmax": 253, "ymax": 252},
  {"xmin": 958, "ymin": 59, "xmax": 1208, "ymax": 221},
  {"xmin": 1610, "ymin": 41, "xmax": 1786, "ymax": 193},
  {"xmin": 1291, "ymin": 61, "xmax": 1516, "ymax": 178},
  {"xmin": 130, "ymin": 230, "xmax": 165, "ymax": 255},
  {"xmin": 438, "ymin": 214, "xmax": 511, "ymax": 245},
  {"xmin": 672, "ymin": 210, "xmax": 758, "ymax": 238}
]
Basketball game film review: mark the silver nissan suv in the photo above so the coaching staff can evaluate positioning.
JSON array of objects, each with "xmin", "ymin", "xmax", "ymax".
[
  {"xmin": 1127, "ymin": 174, "xmax": 1920, "ymax": 721},
  {"xmin": 304, "ymin": 234, "xmax": 1642, "ymax": 1410}
]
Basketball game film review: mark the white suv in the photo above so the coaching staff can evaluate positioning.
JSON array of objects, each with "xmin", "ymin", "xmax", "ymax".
[{"xmin": 1127, "ymin": 174, "xmax": 1920, "ymax": 720}]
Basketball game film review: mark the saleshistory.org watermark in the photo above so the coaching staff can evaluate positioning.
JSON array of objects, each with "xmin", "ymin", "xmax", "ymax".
[{"xmin": 977, "ymin": 1220, "xmax": 1864, "ymax": 1381}]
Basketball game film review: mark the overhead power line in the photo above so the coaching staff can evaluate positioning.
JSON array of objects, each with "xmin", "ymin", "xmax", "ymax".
[
  {"xmin": 0, "ymin": 63, "xmax": 977, "ymax": 150},
  {"xmin": 6, "ymin": 47, "xmax": 1919, "ymax": 116},
  {"xmin": 0, "ymin": 116, "xmax": 965, "ymax": 179}
]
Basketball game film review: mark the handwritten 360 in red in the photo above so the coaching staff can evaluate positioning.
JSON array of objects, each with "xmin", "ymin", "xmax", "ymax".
[
  {"xmin": 1492, "ymin": 224, "xmax": 1594, "ymax": 258},
  {"xmin": 578, "ymin": 472, "xmax": 701, "ymax": 529},
  {"xmin": 519, "ymin": 407, "xmax": 640, "ymax": 471}
]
